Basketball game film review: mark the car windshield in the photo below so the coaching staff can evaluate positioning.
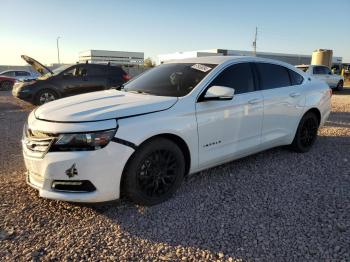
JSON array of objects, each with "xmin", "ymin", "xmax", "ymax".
[
  {"xmin": 123, "ymin": 63, "xmax": 217, "ymax": 97},
  {"xmin": 38, "ymin": 64, "xmax": 72, "ymax": 80},
  {"xmin": 52, "ymin": 65, "xmax": 72, "ymax": 75}
]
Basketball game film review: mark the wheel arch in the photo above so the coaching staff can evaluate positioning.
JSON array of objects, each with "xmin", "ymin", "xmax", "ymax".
[
  {"xmin": 304, "ymin": 107, "xmax": 321, "ymax": 126},
  {"xmin": 120, "ymin": 133, "xmax": 192, "ymax": 195}
]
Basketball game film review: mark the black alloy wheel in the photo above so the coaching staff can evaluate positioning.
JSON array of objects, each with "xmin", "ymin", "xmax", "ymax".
[
  {"xmin": 123, "ymin": 138, "xmax": 185, "ymax": 205},
  {"xmin": 290, "ymin": 112, "xmax": 319, "ymax": 153},
  {"xmin": 137, "ymin": 149, "xmax": 178, "ymax": 198},
  {"xmin": 336, "ymin": 80, "xmax": 344, "ymax": 91}
]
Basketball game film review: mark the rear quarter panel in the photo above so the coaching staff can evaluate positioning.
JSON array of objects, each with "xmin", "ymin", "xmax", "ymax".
[{"xmin": 303, "ymin": 78, "xmax": 331, "ymax": 126}]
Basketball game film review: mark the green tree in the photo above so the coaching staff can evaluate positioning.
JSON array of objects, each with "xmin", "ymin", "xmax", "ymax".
[{"xmin": 144, "ymin": 57, "xmax": 155, "ymax": 68}]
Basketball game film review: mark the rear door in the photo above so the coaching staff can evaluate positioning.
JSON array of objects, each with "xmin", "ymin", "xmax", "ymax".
[
  {"xmin": 83, "ymin": 65, "xmax": 108, "ymax": 92},
  {"xmin": 255, "ymin": 63, "xmax": 305, "ymax": 145},
  {"xmin": 196, "ymin": 62, "xmax": 264, "ymax": 169}
]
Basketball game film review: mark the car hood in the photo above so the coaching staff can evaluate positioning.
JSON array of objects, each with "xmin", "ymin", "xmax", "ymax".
[
  {"xmin": 21, "ymin": 55, "xmax": 53, "ymax": 76},
  {"xmin": 34, "ymin": 90, "xmax": 178, "ymax": 122}
]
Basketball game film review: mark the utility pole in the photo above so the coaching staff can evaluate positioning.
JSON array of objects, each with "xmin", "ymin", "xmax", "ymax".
[
  {"xmin": 252, "ymin": 27, "xmax": 257, "ymax": 56},
  {"xmin": 56, "ymin": 36, "xmax": 61, "ymax": 64}
]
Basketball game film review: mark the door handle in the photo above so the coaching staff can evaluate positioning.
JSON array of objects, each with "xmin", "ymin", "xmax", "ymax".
[
  {"xmin": 248, "ymin": 98, "xmax": 262, "ymax": 104},
  {"xmin": 289, "ymin": 92, "xmax": 301, "ymax": 98}
]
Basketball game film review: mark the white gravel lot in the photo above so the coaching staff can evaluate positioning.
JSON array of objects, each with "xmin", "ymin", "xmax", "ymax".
[{"xmin": 0, "ymin": 89, "xmax": 349, "ymax": 261}]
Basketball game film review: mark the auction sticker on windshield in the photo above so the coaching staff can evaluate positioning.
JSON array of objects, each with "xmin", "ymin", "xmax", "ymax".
[{"xmin": 191, "ymin": 64, "xmax": 212, "ymax": 72}]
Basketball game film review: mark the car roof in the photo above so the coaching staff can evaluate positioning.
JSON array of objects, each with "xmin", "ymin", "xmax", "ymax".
[
  {"xmin": 165, "ymin": 55, "xmax": 296, "ymax": 68},
  {"xmin": 0, "ymin": 69, "xmax": 30, "ymax": 73}
]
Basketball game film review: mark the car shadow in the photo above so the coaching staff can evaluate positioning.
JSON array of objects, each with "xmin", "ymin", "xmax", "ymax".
[
  {"xmin": 332, "ymin": 87, "xmax": 350, "ymax": 95},
  {"xmin": 91, "ymin": 135, "xmax": 350, "ymax": 259},
  {"xmin": 325, "ymin": 111, "xmax": 350, "ymax": 128}
]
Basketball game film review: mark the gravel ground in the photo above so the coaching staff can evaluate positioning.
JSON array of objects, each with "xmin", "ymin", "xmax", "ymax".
[{"xmin": 0, "ymin": 89, "xmax": 349, "ymax": 261}]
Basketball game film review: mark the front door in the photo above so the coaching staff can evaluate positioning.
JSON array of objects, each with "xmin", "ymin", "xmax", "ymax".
[{"xmin": 196, "ymin": 63, "xmax": 263, "ymax": 169}]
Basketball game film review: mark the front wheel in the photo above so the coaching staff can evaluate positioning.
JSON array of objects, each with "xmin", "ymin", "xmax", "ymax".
[
  {"xmin": 336, "ymin": 80, "xmax": 344, "ymax": 91},
  {"xmin": 123, "ymin": 138, "xmax": 185, "ymax": 206},
  {"xmin": 34, "ymin": 89, "xmax": 58, "ymax": 105},
  {"xmin": 290, "ymin": 112, "xmax": 319, "ymax": 153}
]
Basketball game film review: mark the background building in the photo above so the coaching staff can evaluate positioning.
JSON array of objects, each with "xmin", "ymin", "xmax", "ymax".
[
  {"xmin": 79, "ymin": 50, "xmax": 144, "ymax": 66},
  {"xmin": 157, "ymin": 48, "xmax": 343, "ymax": 66}
]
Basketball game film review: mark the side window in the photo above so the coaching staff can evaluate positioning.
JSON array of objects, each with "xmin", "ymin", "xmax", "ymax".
[
  {"xmin": 2, "ymin": 71, "xmax": 15, "ymax": 77},
  {"xmin": 323, "ymin": 67, "xmax": 331, "ymax": 75},
  {"xmin": 288, "ymin": 69, "xmax": 304, "ymax": 85},
  {"xmin": 209, "ymin": 63, "xmax": 255, "ymax": 95},
  {"xmin": 77, "ymin": 67, "xmax": 88, "ymax": 76},
  {"xmin": 63, "ymin": 67, "xmax": 77, "ymax": 76},
  {"xmin": 256, "ymin": 63, "xmax": 291, "ymax": 90},
  {"xmin": 313, "ymin": 66, "xmax": 325, "ymax": 75},
  {"xmin": 64, "ymin": 66, "xmax": 88, "ymax": 77},
  {"xmin": 16, "ymin": 71, "xmax": 30, "ymax": 76}
]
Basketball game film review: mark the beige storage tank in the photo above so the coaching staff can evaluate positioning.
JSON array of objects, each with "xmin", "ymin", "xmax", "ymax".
[{"xmin": 311, "ymin": 49, "xmax": 333, "ymax": 68}]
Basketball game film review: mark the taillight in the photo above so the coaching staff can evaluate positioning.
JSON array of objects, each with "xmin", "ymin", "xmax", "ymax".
[{"xmin": 122, "ymin": 74, "xmax": 131, "ymax": 81}]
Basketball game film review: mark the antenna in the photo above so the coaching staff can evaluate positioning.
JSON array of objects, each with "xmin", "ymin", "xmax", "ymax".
[{"xmin": 253, "ymin": 27, "xmax": 258, "ymax": 56}]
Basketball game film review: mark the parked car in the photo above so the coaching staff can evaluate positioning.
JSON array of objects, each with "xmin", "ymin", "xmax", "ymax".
[
  {"xmin": 296, "ymin": 64, "xmax": 344, "ymax": 91},
  {"xmin": 0, "ymin": 69, "xmax": 39, "ymax": 81},
  {"xmin": 22, "ymin": 56, "xmax": 331, "ymax": 205},
  {"xmin": 13, "ymin": 55, "xmax": 130, "ymax": 105},
  {"xmin": 0, "ymin": 75, "xmax": 16, "ymax": 90}
]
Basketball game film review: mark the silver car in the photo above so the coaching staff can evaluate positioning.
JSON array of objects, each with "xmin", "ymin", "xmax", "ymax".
[{"xmin": 0, "ymin": 70, "xmax": 39, "ymax": 81}]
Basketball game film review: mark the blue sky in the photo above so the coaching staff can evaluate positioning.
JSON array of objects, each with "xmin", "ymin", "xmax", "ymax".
[{"xmin": 1, "ymin": 0, "xmax": 349, "ymax": 65}]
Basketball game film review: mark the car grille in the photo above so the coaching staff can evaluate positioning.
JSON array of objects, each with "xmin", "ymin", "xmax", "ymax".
[{"xmin": 22, "ymin": 124, "xmax": 56, "ymax": 158}]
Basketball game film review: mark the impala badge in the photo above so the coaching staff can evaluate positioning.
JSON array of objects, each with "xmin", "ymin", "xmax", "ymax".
[{"xmin": 65, "ymin": 163, "xmax": 78, "ymax": 178}]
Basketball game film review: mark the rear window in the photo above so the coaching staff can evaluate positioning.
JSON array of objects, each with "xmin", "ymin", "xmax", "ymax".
[
  {"xmin": 256, "ymin": 63, "xmax": 291, "ymax": 90},
  {"xmin": 109, "ymin": 66, "xmax": 126, "ymax": 77},
  {"xmin": 288, "ymin": 70, "xmax": 304, "ymax": 85}
]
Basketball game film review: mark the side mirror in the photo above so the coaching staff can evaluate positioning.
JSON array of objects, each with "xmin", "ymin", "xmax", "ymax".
[{"xmin": 203, "ymin": 85, "xmax": 234, "ymax": 101}]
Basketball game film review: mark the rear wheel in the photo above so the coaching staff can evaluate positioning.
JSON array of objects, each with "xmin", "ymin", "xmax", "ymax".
[
  {"xmin": 34, "ymin": 89, "xmax": 58, "ymax": 105},
  {"xmin": 336, "ymin": 80, "xmax": 344, "ymax": 91},
  {"xmin": 290, "ymin": 112, "xmax": 319, "ymax": 153},
  {"xmin": 0, "ymin": 81, "xmax": 13, "ymax": 91},
  {"xmin": 123, "ymin": 138, "xmax": 185, "ymax": 205}
]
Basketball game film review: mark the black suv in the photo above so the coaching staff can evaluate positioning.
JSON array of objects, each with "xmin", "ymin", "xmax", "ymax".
[{"xmin": 13, "ymin": 55, "xmax": 130, "ymax": 105}]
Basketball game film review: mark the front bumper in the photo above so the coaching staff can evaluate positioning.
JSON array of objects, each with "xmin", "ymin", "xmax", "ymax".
[
  {"xmin": 12, "ymin": 83, "xmax": 33, "ymax": 100},
  {"xmin": 24, "ymin": 141, "xmax": 134, "ymax": 203}
]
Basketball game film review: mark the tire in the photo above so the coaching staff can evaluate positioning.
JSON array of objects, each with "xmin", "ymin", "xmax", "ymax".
[
  {"xmin": 0, "ymin": 81, "xmax": 14, "ymax": 91},
  {"xmin": 33, "ymin": 89, "xmax": 58, "ymax": 105},
  {"xmin": 290, "ymin": 112, "xmax": 319, "ymax": 153},
  {"xmin": 336, "ymin": 80, "xmax": 344, "ymax": 91},
  {"xmin": 123, "ymin": 138, "xmax": 185, "ymax": 206}
]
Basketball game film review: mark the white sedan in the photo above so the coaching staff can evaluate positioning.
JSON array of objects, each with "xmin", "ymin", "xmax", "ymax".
[
  {"xmin": 296, "ymin": 64, "xmax": 344, "ymax": 91},
  {"xmin": 23, "ymin": 56, "xmax": 331, "ymax": 205}
]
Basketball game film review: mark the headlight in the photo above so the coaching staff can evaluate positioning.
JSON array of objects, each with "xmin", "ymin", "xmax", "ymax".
[{"xmin": 50, "ymin": 129, "xmax": 116, "ymax": 152}]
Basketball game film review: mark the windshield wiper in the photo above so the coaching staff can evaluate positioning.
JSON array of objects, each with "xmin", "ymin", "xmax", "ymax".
[{"xmin": 127, "ymin": 90, "xmax": 152, "ymax": 95}]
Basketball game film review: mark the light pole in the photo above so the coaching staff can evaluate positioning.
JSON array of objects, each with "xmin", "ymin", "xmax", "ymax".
[{"xmin": 56, "ymin": 36, "xmax": 61, "ymax": 64}]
